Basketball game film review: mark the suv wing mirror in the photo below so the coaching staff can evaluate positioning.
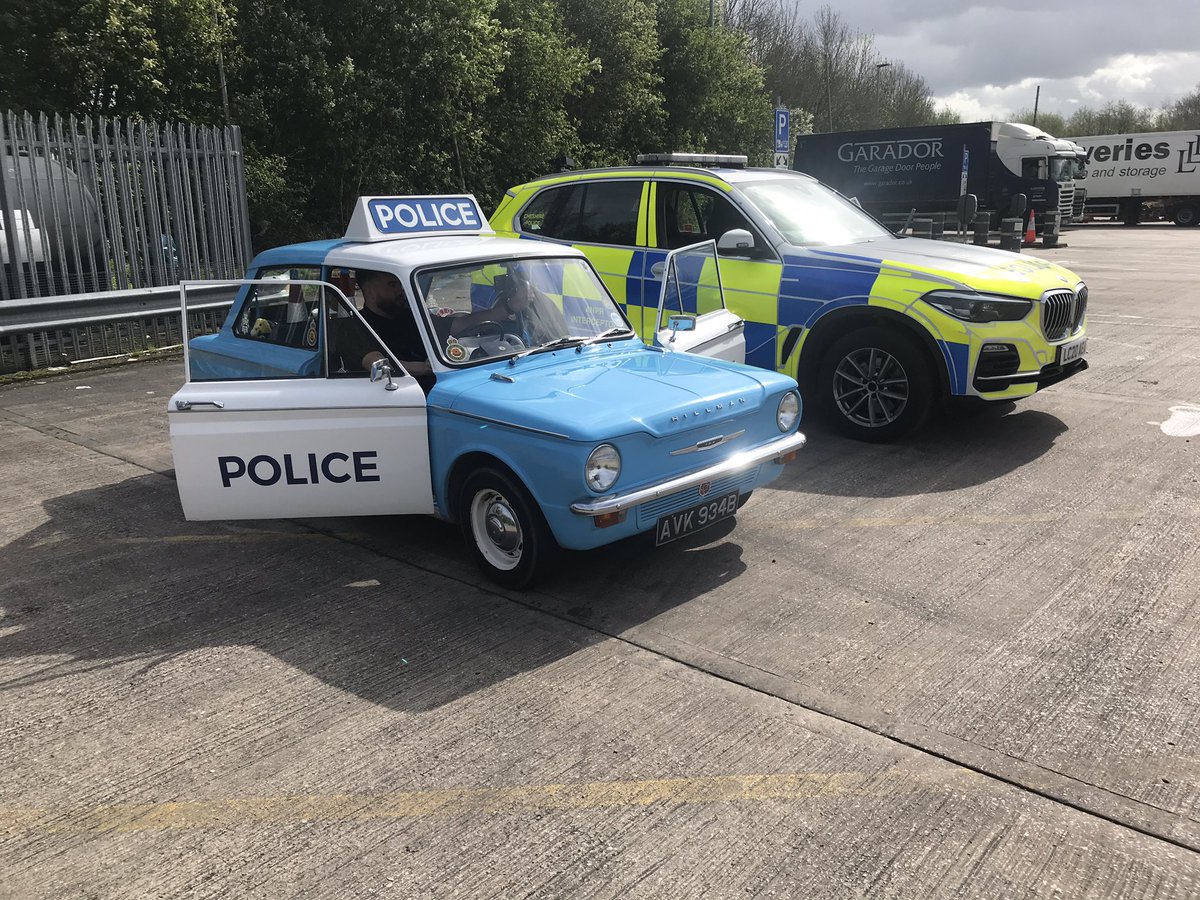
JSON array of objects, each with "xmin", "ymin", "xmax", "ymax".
[{"xmin": 717, "ymin": 228, "xmax": 754, "ymax": 254}]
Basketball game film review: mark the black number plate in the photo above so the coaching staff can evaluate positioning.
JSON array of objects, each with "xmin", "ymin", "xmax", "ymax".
[{"xmin": 655, "ymin": 490, "xmax": 740, "ymax": 546}]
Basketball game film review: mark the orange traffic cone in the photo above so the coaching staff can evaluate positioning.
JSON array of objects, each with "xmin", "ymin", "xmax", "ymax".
[{"xmin": 1023, "ymin": 209, "xmax": 1037, "ymax": 246}]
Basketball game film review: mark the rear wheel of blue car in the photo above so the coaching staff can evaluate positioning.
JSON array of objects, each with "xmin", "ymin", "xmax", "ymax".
[
  {"xmin": 460, "ymin": 467, "xmax": 555, "ymax": 589},
  {"xmin": 818, "ymin": 326, "xmax": 933, "ymax": 442}
]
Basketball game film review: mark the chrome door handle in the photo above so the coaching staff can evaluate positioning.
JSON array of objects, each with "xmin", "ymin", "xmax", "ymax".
[
  {"xmin": 174, "ymin": 399, "xmax": 225, "ymax": 410},
  {"xmin": 650, "ymin": 262, "xmax": 666, "ymax": 278},
  {"xmin": 727, "ymin": 319, "xmax": 745, "ymax": 332}
]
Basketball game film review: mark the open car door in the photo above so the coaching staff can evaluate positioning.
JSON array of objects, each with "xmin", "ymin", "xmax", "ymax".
[
  {"xmin": 653, "ymin": 240, "xmax": 745, "ymax": 363},
  {"xmin": 168, "ymin": 278, "xmax": 434, "ymax": 521}
]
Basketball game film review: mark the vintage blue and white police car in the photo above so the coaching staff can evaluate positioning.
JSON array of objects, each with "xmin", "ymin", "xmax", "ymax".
[{"xmin": 167, "ymin": 195, "xmax": 806, "ymax": 587}]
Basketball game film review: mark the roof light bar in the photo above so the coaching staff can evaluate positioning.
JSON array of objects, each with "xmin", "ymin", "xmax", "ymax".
[{"xmin": 636, "ymin": 152, "xmax": 748, "ymax": 168}]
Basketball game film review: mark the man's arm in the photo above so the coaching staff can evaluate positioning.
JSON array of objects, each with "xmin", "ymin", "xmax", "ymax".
[
  {"xmin": 449, "ymin": 299, "xmax": 517, "ymax": 337},
  {"xmin": 361, "ymin": 349, "xmax": 431, "ymax": 376}
]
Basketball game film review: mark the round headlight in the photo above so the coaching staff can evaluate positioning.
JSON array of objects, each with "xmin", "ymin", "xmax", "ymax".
[
  {"xmin": 585, "ymin": 444, "xmax": 621, "ymax": 492},
  {"xmin": 776, "ymin": 391, "xmax": 800, "ymax": 432}
]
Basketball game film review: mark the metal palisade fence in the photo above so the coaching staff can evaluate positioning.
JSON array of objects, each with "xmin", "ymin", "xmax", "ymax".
[
  {"xmin": 1, "ymin": 110, "xmax": 251, "ymax": 301},
  {"xmin": 0, "ymin": 111, "xmax": 252, "ymax": 372}
]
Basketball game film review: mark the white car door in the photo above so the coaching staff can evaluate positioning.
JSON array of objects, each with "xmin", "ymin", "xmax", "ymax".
[
  {"xmin": 653, "ymin": 240, "xmax": 745, "ymax": 363},
  {"xmin": 169, "ymin": 279, "xmax": 434, "ymax": 521}
]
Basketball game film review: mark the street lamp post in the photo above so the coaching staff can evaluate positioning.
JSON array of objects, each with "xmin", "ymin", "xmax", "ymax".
[{"xmin": 875, "ymin": 61, "xmax": 892, "ymax": 128}]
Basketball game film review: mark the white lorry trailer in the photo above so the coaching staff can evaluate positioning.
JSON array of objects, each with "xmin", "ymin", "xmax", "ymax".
[{"xmin": 1069, "ymin": 130, "xmax": 1200, "ymax": 226}]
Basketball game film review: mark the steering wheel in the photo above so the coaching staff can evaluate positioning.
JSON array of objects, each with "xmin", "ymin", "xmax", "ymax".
[{"xmin": 462, "ymin": 320, "xmax": 505, "ymax": 339}]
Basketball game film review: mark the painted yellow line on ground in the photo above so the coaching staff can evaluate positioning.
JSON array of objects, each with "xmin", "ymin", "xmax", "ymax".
[
  {"xmin": 116, "ymin": 533, "xmax": 322, "ymax": 544},
  {"xmin": 784, "ymin": 510, "xmax": 1153, "ymax": 530},
  {"xmin": 114, "ymin": 531, "xmax": 373, "ymax": 545},
  {"xmin": 109, "ymin": 510, "xmax": 1167, "ymax": 546},
  {"xmin": 2, "ymin": 769, "xmax": 972, "ymax": 836}
]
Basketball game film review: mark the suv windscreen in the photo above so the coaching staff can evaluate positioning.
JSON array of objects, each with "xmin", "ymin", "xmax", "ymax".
[{"xmin": 738, "ymin": 177, "xmax": 894, "ymax": 247}]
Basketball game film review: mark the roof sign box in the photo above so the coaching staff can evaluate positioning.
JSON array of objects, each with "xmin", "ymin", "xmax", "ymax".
[{"xmin": 344, "ymin": 195, "xmax": 494, "ymax": 242}]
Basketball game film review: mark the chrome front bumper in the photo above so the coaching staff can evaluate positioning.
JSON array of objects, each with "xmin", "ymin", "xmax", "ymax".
[{"xmin": 570, "ymin": 431, "xmax": 806, "ymax": 517}]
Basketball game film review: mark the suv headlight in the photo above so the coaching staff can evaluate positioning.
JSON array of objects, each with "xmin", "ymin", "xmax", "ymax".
[
  {"xmin": 777, "ymin": 391, "xmax": 800, "ymax": 432},
  {"xmin": 923, "ymin": 290, "xmax": 1032, "ymax": 323},
  {"xmin": 585, "ymin": 444, "xmax": 621, "ymax": 492}
]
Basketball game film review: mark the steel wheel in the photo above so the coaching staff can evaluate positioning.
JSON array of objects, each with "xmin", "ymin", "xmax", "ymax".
[
  {"xmin": 832, "ymin": 346, "xmax": 910, "ymax": 428},
  {"xmin": 458, "ymin": 467, "xmax": 556, "ymax": 588},
  {"xmin": 468, "ymin": 487, "xmax": 524, "ymax": 572}
]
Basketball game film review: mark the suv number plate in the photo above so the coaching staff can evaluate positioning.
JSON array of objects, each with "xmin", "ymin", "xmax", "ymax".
[
  {"xmin": 655, "ymin": 490, "xmax": 740, "ymax": 545},
  {"xmin": 1058, "ymin": 336, "xmax": 1087, "ymax": 365}
]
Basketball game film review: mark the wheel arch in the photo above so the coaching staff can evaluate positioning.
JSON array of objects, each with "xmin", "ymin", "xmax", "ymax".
[
  {"xmin": 444, "ymin": 451, "xmax": 526, "ymax": 525},
  {"xmin": 796, "ymin": 305, "xmax": 950, "ymax": 400}
]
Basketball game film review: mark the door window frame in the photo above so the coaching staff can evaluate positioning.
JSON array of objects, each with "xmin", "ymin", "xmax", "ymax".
[
  {"xmin": 653, "ymin": 179, "xmax": 778, "ymax": 262},
  {"xmin": 516, "ymin": 178, "xmax": 649, "ymax": 248}
]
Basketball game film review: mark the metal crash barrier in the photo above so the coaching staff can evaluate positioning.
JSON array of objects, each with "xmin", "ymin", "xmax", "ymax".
[{"xmin": 0, "ymin": 283, "xmax": 236, "ymax": 373}]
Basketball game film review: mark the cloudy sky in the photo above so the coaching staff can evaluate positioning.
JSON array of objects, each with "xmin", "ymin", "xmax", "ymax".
[{"xmin": 825, "ymin": 0, "xmax": 1200, "ymax": 121}]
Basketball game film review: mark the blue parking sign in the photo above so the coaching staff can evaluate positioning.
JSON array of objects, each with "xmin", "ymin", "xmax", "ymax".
[{"xmin": 774, "ymin": 108, "xmax": 790, "ymax": 154}]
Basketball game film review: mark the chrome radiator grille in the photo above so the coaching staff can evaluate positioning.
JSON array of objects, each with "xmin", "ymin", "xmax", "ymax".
[{"xmin": 1042, "ymin": 287, "xmax": 1087, "ymax": 341}]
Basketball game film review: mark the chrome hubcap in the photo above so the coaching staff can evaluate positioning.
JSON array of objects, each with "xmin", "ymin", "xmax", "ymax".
[
  {"xmin": 833, "ymin": 347, "xmax": 909, "ymax": 428},
  {"xmin": 485, "ymin": 498, "xmax": 521, "ymax": 552},
  {"xmin": 470, "ymin": 488, "xmax": 523, "ymax": 571}
]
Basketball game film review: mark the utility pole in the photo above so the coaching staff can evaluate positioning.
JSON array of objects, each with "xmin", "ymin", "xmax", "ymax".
[
  {"xmin": 1032, "ymin": 85, "xmax": 1040, "ymax": 127},
  {"xmin": 825, "ymin": 50, "xmax": 834, "ymax": 132},
  {"xmin": 874, "ymin": 61, "xmax": 892, "ymax": 128},
  {"xmin": 214, "ymin": 3, "xmax": 231, "ymax": 125}
]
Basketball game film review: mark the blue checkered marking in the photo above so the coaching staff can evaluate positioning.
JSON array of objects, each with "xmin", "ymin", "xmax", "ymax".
[{"xmin": 938, "ymin": 340, "xmax": 970, "ymax": 393}]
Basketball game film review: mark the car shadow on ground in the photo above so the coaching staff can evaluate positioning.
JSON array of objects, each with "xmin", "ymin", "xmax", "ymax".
[
  {"xmin": 779, "ymin": 402, "xmax": 1069, "ymax": 499},
  {"xmin": 0, "ymin": 474, "xmax": 745, "ymax": 714}
]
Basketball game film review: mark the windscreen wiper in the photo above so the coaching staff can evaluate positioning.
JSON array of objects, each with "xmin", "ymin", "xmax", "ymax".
[
  {"xmin": 584, "ymin": 327, "xmax": 634, "ymax": 345},
  {"xmin": 509, "ymin": 336, "xmax": 587, "ymax": 365}
]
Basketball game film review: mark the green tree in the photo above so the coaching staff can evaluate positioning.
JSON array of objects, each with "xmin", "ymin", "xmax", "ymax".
[
  {"xmin": 1158, "ymin": 83, "xmax": 1200, "ymax": 130},
  {"xmin": 726, "ymin": 1, "xmax": 949, "ymax": 132},
  {"xmin": 470, "ymin": 0, "xmax": 593, "ymax": 205},
  {"xmin": 655, "ymin": 0, "xmax": 772, "ymax": 159},
  {"xmin": 232, "ymin": 0, "xmax": 506, "ymax": 244},
  {"xmin": 1066, "ymin": 100, "xmax": 1155, "ymax": 136},
  {"xmin": 560, "ymin": 0, "xmax": 666, "ymax": 166},
  {"xmin": 0, "ymin": 0, "xmax": 230, "ymax": 119}
]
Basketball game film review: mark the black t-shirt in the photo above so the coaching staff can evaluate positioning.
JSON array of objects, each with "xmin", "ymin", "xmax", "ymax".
[{"xmin": 361, "ymin": 305, "xmax": 428, "ymax": 363}]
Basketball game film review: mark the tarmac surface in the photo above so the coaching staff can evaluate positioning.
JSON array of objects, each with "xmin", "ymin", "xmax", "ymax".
[{"xmin": 1, "ymin": 224, "xmax": 1198, "ymax": 898}]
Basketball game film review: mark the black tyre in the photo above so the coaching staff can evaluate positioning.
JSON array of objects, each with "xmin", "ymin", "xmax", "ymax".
[
  {"xmin": 817, "ymin": 326, "xmax": 934, "ymax": 442},
  {"xmin": 459, "ymin": 467, "xmax": 556, "ymax": 589},
  {"xmin": 1172, "ymin": 203, "xmax": 1199, "ymax": 227}
]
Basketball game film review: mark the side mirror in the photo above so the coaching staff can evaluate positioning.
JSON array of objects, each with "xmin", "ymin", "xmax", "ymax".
[
  {"xmin": 716, "ymin": 229, "xmax": 754, "ymax": 255},
  {"xmin": 667, "ymin": 314, "xmax": 697, "ymax": 341},
  {"xmin": 370, "ymin": 358, "xmax": 399, "ymax": 391}
]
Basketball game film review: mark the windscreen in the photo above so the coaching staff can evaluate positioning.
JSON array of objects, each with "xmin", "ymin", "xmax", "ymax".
[
  {"xmin": 738, "ymin": 177, "xmax": 894, "ymax": 247},
  {"xmin": 415, "ymin": 256, "xmax": 632, "ymax": 365},
  {"xmin": 1050, "ymin": 157, "xmax": 1076, "ymax": 182}
]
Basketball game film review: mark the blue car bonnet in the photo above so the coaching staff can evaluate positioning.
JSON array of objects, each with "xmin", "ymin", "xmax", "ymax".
[{"xmin": 433, "ymin": 344, "xmax": 785, "ymax": 442}]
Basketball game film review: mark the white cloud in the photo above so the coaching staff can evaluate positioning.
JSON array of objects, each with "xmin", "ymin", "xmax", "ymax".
[
  {"xmin": 817, "ymin": 0, "xmax": 1200, "ymax": 122},
  {"xmin": 933, "ymin": 51, "xmax": 1200, "ymax": 124}
]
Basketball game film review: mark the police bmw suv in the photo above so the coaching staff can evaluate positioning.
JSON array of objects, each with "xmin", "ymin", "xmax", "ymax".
[{"xmin": 493, "ymin": 153, "xmax": 1088, "ymax": 441}]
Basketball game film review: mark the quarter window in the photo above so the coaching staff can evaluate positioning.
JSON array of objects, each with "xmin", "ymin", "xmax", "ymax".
[
  {"xmin": 520, "ymin": 181, "xmax": 642, "ymax": 246},
  {"xmin": 232, "ymin": 266, "xmax": 322, "ymax": 351}
]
